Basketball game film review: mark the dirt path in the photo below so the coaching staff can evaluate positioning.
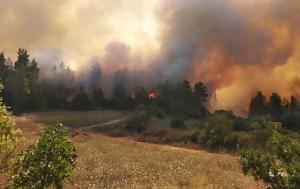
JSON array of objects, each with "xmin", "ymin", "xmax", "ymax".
[{"xmin": 81, "ymin": 117, "xmax": 128, "ymax": 131}]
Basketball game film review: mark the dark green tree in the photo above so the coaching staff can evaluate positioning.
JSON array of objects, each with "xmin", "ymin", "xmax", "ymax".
[
  {"xmin": 290, "ymin": 96, "xmax": 298, "ymax": 114},
  {"xmin": 268, "ymin": 93, "xmax": 283, "ymax": 119},
  {"xmin": 3, "ymin": 49, "xmax": 44, "ymax": 113},
  {"xmin": 181, "ymin": 79, "xmax": 192, "ymax": 97},
  {"xmin": 0, "ymin": 52, "xmax": 12, "ymax": 82},
  {"xmin": 249, "ymin": 91, "xmax": 268, "ymax": 117},
  {"xmin": 14, "ymin": 49, "xmax": 29, "ymax": 70},
  {"xmin": 88, "ymin": 63, "xmax": 102, "ymax": 91},
  {"xmin": 134, "ymin": 87, "xmax": 149, "ymax": 105},
  {"xmin": 92, "ymin": 88, "xmax": 104, "ymax": 108},
  {"xmin": 72, "ymin": 88, "xmax": 91, "ymax": 110},
  {"xmin": 193, "ymin": 81, "xmax": 208, "ymax": 103},
  {"xmin": 111, "ymin": 84, "xmax": 126, "ymax": 109},
  {"xmin": 6, "ymin": 69, "xmax": 30, "ymax": 114}
]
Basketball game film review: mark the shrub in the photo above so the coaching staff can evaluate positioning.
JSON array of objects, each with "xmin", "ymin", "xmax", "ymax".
[
  {"xmin": 233, "ymin": 117, "xmax": 251, "ymax": 131},
  {"xmin": 250, "ymin": 121, "xmax": 281, "ymax": 148},
  {"xmin": 143, "ymin": 106, "xmax": 165, "ymax": 119},
  {"xmin": 124, "ymin": 112, "xmax": 150, "ymax": 134},
  {"xmin": 11, "ymin": 123, "xmax": 77, "ymax": 189},
  {"xmin": 170, "ymin": 119, "xmax": 186, "ymax": 130},
  {"xmin": 0, "ymin": 83, "xmax": 21, "ymax": 171},
  {"xmin": 197, "ymin": 113, "xmax": 236, "ymax": 150},
  {"xmin": 240, "ymin": 130, "xmax": 300, "ymax": 189}
]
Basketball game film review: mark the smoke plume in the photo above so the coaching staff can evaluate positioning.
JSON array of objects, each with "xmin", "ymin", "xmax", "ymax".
[{"xmin": 0, "ymin": 0, "xmax": 299, "ymax": 114}]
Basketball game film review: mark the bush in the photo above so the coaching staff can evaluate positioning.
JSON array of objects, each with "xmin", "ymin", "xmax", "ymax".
[
  {"xmin": 124, "ymin": 112, "xmax": 150, "ymax": 134},
  {"xmin": 197, "ymin": 113, "xmax": 236, "ymax": 150},
  {"xmin": 233, "ymin": 117, "xmax": 251, "ymax": 131},
  {"xmin": 170, "ymin": 119, "xmax": 186, "ymax": 130},
  {"xmin": 11, "ymin": 123, "xmax": 77, "ymax": 189},
  {"xmin": 0, "ymin": 83, "xmax": 21, "ymax": 170},
  {"xmin": 240, "ymin": 130, "xmax": 300, "ymax": 189},
  {"xmin": 250, "ymin": 121, "xmax": 281, "ymax": 148},
  {"xmin": 143, "ymin": 106, "xmax": 165, "ymax": 119}
]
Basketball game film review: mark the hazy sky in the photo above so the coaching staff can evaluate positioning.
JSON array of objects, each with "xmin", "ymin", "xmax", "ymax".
[
  {"xmin": 0, "ymin": 0, "xmax": 159, "ymax": 68},
  {"xmin": 0, "ymin": 0, "xmax": 299, "ymax": 114}
]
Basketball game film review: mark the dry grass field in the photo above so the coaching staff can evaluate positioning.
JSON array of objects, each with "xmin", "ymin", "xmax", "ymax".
[{"xmin": 3, "ymin": 112, "xmax": 265, "ymax": 189}]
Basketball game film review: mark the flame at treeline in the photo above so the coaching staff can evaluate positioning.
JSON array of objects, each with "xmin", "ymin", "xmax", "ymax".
[{"xmin": 0, "ymin": 0, "xmax": 299, "ymax": 115}]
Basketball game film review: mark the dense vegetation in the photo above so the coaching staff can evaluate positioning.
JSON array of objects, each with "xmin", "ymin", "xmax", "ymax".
[
  {"xmin": 240, "ymin": 130, "xmax": 300, "ymax": 189},
  {"xmin": 0, "ymin": 83, "xmax": 21, "ymax": 172},
  {"xmin": 2, "ymin": 49, "xmax": 300, "ymax": 134},
  {"xmin": 0, "ymin": 49, "xmax": 208, "ymax": 118},
  {"xmin": 2, "ymin": 49, "xmax": 300, "ymax": 188},
  {"xmin": 0, "ymin": 82, "xmax": 76, "ymax": 188}
]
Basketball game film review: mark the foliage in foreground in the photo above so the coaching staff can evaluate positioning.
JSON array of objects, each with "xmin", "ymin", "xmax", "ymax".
[
  {"xmin": 0, "ymin": 83, "xmax": 21, "ymax": 171},
  {"xmin": 11, "ymin": 124, "xmax": 77, "ymax": 189},
  {"xmin": 240, "ymin": 130, "xmax": 300, "ymax": 189}
]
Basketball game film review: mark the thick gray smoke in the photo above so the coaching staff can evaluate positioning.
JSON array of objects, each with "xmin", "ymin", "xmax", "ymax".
[{"xmin": 153, "ymin": 0, "xmax": 299, "ymax": 90}]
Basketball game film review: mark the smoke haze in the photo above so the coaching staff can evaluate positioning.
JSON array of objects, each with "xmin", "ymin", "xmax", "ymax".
[{"xmin": 0, "ymin": 0, "xmax": 299, "ymax": 114}]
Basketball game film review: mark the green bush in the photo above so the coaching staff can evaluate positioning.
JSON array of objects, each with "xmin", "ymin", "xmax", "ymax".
[
  {"xmin": 250, "ymin": 121, "xmax": 281, "ymax": 148},
  {"xmin": 11, "ymin": 123, "xmax": 77, "ymax": 189},
  {"xmin": 124, "ymin": 112, "xmax": 150, "ymax": 134},
  {"xmin": 240, "ymin": 130, "xmax": 300, "ymax": 189},
  {"xmin": 170, "ymin": 119, "xmax": 186, "ymax": 130},
  {"xmin": 197, "ymin": 113, "xmax": 236, "ymax": 150},
  {"xmin": 0, "ymin": 83, "xmax": 21, "ymax": 171}
]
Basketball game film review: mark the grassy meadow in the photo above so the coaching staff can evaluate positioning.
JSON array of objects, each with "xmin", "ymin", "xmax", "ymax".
[{"xmin": 3, "ymin": 110, "xmax": 265, "ymax": 189}]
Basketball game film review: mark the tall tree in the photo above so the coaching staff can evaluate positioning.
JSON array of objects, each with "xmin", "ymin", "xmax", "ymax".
[
  {"xmin": 27, "ymin": 59, "xmax": 45, "ymax": 111},
  {"xmin": 249, "ymin": 91, "xmax": 268, "ymax": 117},
  {"xmin": 72, "ymin": 87, "xmax": 91, "ymax": 110},
  {"xmin": 111, "ymin": 84, "xmax": 126, "ymax": 109},
  {"xmin": 134, "ymin": 87, "xmax": 149, "ymax": 105},
  {"xmin": 290, "ymin": 95, "xmax": 298, "ymax": 114},
  {"xmin": 194, "ymin": 81, "xmax": 208, "ymax": 103},
  {"xmin": 0, "ymin": 53, "xmax": 11, "ymax": 82},
  {"xmin": 92, "ymin": 88, "xmax": 104, "ymax": 108},
  {"xmin": 14, "ymin": 49, "xmax": 29, "ymax": 69},
  {"xmin": 88, "ymin": 63, "xmax": 102, "ymax": 91},
  {"xmin": 268, "ymin": 92, "xmax": 283, "ymax": 119},
  {"xmin": 9, "ymin": 49, "xmax": 44, "ymax": 113},
  {"xmin": 181, "ymin": 79, "xmax": 192, "ymax": 97}
]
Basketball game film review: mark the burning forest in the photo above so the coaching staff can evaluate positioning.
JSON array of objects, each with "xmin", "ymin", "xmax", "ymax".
[
  {"xmin": 1, "ymin": 0, "xmax": 300, "ymax": 188},
  {"xmin": 0, "ymin": 0, "xmax": 299, "ymax": 115}
]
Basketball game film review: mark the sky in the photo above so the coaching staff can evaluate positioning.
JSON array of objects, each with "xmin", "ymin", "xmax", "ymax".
[{"xmin": 0, "ymin": 0, "xmax": 299, "ymax": 114}]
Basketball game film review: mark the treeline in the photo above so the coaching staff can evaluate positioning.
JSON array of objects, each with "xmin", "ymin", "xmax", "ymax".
[
  {"xmin": 0, "ymin": 49, "xmax": 209, "ymax": 116},
  {"xmin": 249, "ymin": 91, "xmax": 300, "ymax": 132}
]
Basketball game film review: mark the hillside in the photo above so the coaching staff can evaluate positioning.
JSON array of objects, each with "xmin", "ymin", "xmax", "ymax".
[{"xmin": 10, "ymin": 113, "xmax": 265, "ymax": 189}]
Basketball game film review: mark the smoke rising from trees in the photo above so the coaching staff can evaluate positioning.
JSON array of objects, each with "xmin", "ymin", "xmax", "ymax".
[{"xmin": 0, "ymin": 0, "xmax": 299, "ymax": 114}]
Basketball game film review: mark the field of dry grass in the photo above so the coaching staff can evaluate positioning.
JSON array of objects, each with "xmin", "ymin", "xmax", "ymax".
[{"xmin": 2, "ymin": 112, "xmax": 265, "ymax": 189}]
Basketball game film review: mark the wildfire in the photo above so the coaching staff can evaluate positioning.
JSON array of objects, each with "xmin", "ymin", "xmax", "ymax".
[{"xmin": 148, "ymin": 92, "xmax": 158, "ymax": 99}]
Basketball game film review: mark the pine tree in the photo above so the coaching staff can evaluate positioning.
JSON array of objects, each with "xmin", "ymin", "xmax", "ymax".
[
  {"xmin": 268, "ymin": 93, "xmax": 283, "ymax": 119},
  {"xmin": 194, "ymin": 81, "xmax": 208, "ymax": 103},
  {"xmin": 290, "ymin": 95, "xmax": 298, "ymax": 114},
  {"xmin": 249, "ymin": 91, "xmax": 268, "ymax": 117}
]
